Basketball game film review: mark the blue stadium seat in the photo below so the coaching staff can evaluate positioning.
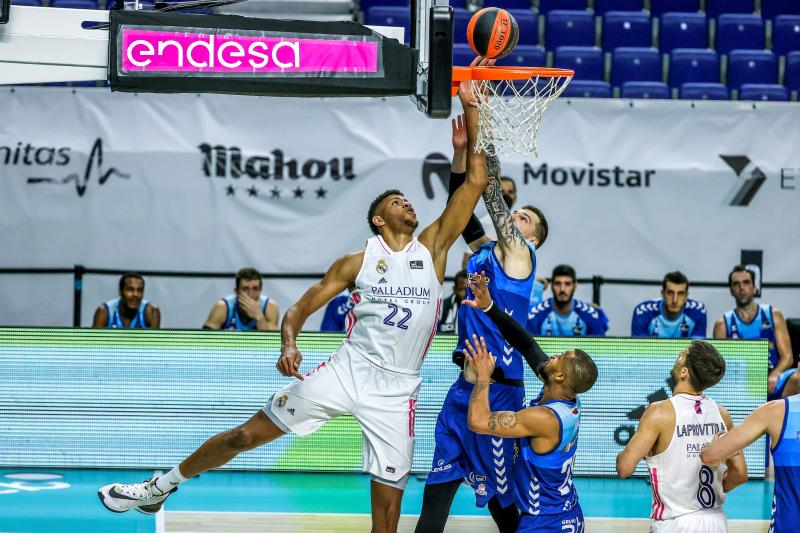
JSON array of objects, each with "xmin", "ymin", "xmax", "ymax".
[
  {"xmin": 360, "ymin": 0, "xmax": 407, "ymax": 17},
  {"xmin": 659, "ymin": 12, "xmax": 708, "ymax": 52},
  {"xmin": 508, "ymin": 9, "xmax": 539, "ymax": 46},
  {"xmin": 495, "ymin": 44, "xmax": 546, "ymax": 67},
  {"xmin": 773, "ymin": 16, "xmax": 800, "ymax": 56},
  {"xmin": 715, "ymin": 14, "xmax": 764, "ymax": 54},
  {"xmin": 50, "ymin": 0, "xmax": 98, "ymax": 7},
  {"xmin": 539, "ymin": 0, "xmax": 587, "ymax": 15},
  {"xmin": 10, "ymin": 0, "xmax": 43, "ymax": 5},
  {"xmin": 611, "ymin": 47, "xmax": 661, "ymax": 86},
  {"xmin": 594, "ymin": 0, "xmax": 644, "ymax": 15},
  {"xmin": 761, "ymin": 0, "xmax": 800, "ymax": 21},
  {"xmin": 546, "ymin": 10, "xmax": 595, "ymax": 50},
  {"xmin": 602, "ymin": 11, "xmax": 652, "ymax": 51},
  {"xmin": 669, "ymin": 48, "xmax": 719, "ymax": 87},
  {"xmin": 786, "ymin": 51, "xmax": 800, "ymax": 92},
  {"xmin": 453, "ymin": 43, "xmax": 475, "ymax": 66},
  {"xmin": 650, "ymin": 0, "xmax": 699, "ymax": 17},
  {"xmin": 453, "ymin": 8, "xmax": 471, "ymax": 44},
  {"xmin": 705, "ymin": 0, "xmax": 755, "ymax": 19},
  {"xmin": 727, "ymin": 50, "xmax": 777, "ymax": 89},
  {"xmin": 738, "ymin": 83, "xmax": 789, "ymax": 101},
  {"xmin": 679, "ymin": 82, "xmax": 730, "ymax": 99},
  {"xmin": 492, "ymin": 0, "xmax": 532, "ymax": 10},
  {"xmin": 449, "ymin": 0, "xmax": 467, "ymax": 9},
  {"xmin": 366, "ymin": 7, "xmax": 411, "ymax": 43},
  {"xmin": 554, "ymin": 46, "xmax": 604, "ymax": 80},
  {"xmin": 562, "ymin": 80, "xmax": 612, "ymax": 97},
  {"xmin": 621, "ymin": 81, "xmax": 670, "ymax": 98}
]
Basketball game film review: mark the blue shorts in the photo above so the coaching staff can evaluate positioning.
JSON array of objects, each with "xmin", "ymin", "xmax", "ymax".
[
  {"xmin": 426, "ymin": 374, "xmax": 525, "ymax": 508},
  {"xmin": 769, "ymin": 368, "xmax": 797, "ymax": 401},
  {"xmin": 518, "ymin": 505, "xmax": 585, "ymax": 533}
]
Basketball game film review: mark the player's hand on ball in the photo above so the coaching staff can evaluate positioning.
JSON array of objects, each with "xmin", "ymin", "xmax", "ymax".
[
  {"xmin": 462, "ymin": 271, "xmax": 493, "ymax": 310},
  {"xmin": 277, "ymin": 345, "xmax": 304, "ymax": 380},
  {"xmin": 464, "ymin": 334, "xmax": 496, "ymax": 381}
]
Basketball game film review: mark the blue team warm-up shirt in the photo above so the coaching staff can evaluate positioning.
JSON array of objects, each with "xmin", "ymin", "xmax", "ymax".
[
  {"xmin": 527, "ymin": 298, "xmax": 609, "ymax": 337},
  {"xmin": 104, "ymin": 298, "xmax": 150, "ymax": 329},
  {"xmin": 320, "ymin": 291, "xmax": 354, "ymax": 332},
  {"xmin": 724, "ymin": 304, "xmax": 779, "ymax": 370},
  {"xmin": 631, "ymin": 299, "xmax": 707, "ymax": 338},
  {"xmin": 457, "ymin": 241, "xmax": 538, "ymax": 380},
  {"xmin": 221, "ymin": 294, "xmax": 268, "ymax": 331},
  {"xmin": 513, "ymin": 392, "xmax": 584, "ymax": 532},
  {"xmin": 770, "ymin": 394, "xmax": 800, "ymax": 533}
]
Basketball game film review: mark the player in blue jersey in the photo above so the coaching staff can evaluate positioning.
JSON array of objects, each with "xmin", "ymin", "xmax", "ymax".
[
  {"xmin": 713, "ymin": 265, "xmax": 793, "ymax": 399},
  {"xmin": 631, "ymin": 271, "xmax": 706, "ymax": 338},
  {"xmin": 203, "ymin": 268, "xmax": 279, "ymax": 331},
  {"xmin": 462, "ymin": 273, "xmax": 598, "ymax": 533},
  {"xmin": 415, "ymin": 111, "xmax": 549, "ymax": 533},
  {"xmin": 92, "ymin": 272, "xmax": 160, "ymax": 329},
  {"xmin": 319, "ymin": 289, "xmax": 354, "ymax": 332},
  {"xmin": 528, "ymin": 265, "xmax": 609, "ymax": 337},
  {"xmin": 701, "ymin": 390, "xmax": 800, "ymax": 533},
  {"xmin": 774, "ymin": 363, "xmax": 799, "ymax": 399}
]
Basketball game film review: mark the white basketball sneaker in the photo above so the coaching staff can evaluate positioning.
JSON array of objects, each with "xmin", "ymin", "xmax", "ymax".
[{"xmin": 98, "ymin": 477, "xmax": 176, "ymax": 515}]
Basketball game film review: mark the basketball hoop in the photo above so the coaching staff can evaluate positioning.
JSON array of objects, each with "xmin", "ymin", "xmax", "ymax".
[{"xmin": 452, "ymin": 66, "xmax": 574, "ymax": 157}]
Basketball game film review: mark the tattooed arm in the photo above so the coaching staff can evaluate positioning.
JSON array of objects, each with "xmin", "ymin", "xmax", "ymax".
[{"xmin": 482, "ymin": 150, "xmax": 533, "ymax": 278}]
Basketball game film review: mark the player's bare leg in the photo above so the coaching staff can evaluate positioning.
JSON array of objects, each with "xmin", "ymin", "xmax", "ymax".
[
  {"xmin": 370, "ymin": 479, "xmax": 404, "ymax": 533},
  {"xmin": 99, "ymin": 410, "xmax": 284, "ymax": 513}
]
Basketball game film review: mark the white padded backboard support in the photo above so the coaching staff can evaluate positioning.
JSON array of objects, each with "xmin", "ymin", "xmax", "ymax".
[{"xmin": 0, "ymin": 6, "xmax": 405, "ymax": 85}]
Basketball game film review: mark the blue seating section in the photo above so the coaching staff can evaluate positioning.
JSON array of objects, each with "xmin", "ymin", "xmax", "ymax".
[
  {"xmin": 705, "ymin": 0, "xmax": 755, "ymax": 19},
  {"xmin": 546, "ymin": 10, "xmax": 595, "ymax": 49},
  {"xmin": 715, "ymin": 14, "xmax": 765, "ymax": 54},
  {"xmin": 612, "ymin": 47, "xmax": 661, "ymax": 86},
  {"xmin": 680, "ymin": 82, "xmax": 730, "ymax": 100},
  {"xmin": 739, "ymin": 83, "xmax": 789, "ymax": 101},
  {"xmin": 727, "ymin": 50, "xmax": 777, "ymax": 89},
  {"xmin": 366, "ymin": 7, "xmax": 410, "ymax": 43},
  {"xmin": 659, "ymin": 12, "xmax": 708, "ymax": 52},
  {"xmin": 594, "ymin": 0, "xmax": 643, "ymax": 16},
  {"xmin": 563, "ymin": 80, "xmax": 612, "ymax": 98},
  {"xmin": 554, "ymin": 46, "xmax": 603, "ymax": 80},
  {"xmin": 669, "ymin": 48, "xmax": 719, "ymax": 87},
  {"xmin": 538, "ymin": 0, "xmax": 587, "ymax": 15},
  {"xmin": 495, "ymin": 44, "xmax": 546, "ymax": 67},
  {"xmin": 621, "ymin": 81, "xmax": 670, "ymax": 98},
  {"xmin": 773, "ymin": 16, "xmax": 800, "ymax": 56},
  {"xmin": 602, "ymin": 11, "xmax": 652, "ymax": 51},
  {"xmin": 650, "ymin": 0, "xmax": 700, "ymax": 17}
]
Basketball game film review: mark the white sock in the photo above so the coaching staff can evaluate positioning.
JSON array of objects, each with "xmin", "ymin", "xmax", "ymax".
[{"xmin": 155, "ymin": 466, "xmax": 187, "ymax": 493}]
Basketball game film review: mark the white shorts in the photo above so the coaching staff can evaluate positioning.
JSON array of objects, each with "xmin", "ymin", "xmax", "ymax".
[
  {"xmin": 263, "ymin": 343, "xmax": 422, "ymax": 484},
  {"xmin": 651, "ymin": 508, "xmax": 728, "ymax": 533}
]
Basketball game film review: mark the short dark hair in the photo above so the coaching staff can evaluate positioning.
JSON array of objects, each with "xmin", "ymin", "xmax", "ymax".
[
  {"xmin": 235, "ymin": 268, "xmax": 262, "ymax": 289},
  {"xmin": 552, "ymin": 264, "xmax": 576, "ymax": 283},
  {"xmin": 119, "ymin": 272, "xmax": 144, "ymax": 291},
  {"xmin": 520, "ymin": 204, "xmax": 548, "ymax": 248},
  {"xmin": 500, "ymin": 176, "xmax": 516, "ymax": 191},
  {"xmin": 566, "ymin": 349, "xmax": 598, "ymax": 395},
  {"xmin": 454, "ymin": 269, "xmax": 468, "ymax": 282},
  {"xmin": 662, "ymin": 271, "xmax": 689, "ymax": 290},
  {"xmin": 728, "ymin": 265, "xmax": 756, "ymax": 288},
  {"xmin": 367, "ymin": 189, "xmax": 404, "ymax": 235},
  {"xmin": 684, "ymin": 340, "xmax": 726, "ymax": 391}
]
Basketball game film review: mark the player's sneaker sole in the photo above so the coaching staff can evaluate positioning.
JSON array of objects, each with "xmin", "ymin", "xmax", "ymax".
[{"xmin": 97, "ymin": 484, "xmax": 175, "ymax": 515}]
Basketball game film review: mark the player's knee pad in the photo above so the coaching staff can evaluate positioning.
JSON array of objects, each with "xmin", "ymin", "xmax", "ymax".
[{"xmin": 371, "ymin": 473, "xmax": 409, "ymax": 491}]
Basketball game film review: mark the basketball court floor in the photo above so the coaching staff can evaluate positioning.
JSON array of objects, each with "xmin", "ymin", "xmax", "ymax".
[{"xmin": 1, "ymin": 468, "xmax": 773, "ymax": 533}]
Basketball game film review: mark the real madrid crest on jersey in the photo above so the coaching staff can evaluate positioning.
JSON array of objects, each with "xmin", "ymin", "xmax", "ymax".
[{"xmin": 376, "ymin": 259, "xmax": 388, "ymax": 274}]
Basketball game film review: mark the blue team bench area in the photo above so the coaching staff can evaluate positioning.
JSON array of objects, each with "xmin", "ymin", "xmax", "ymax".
[{"xmin": 0, "ymin": 468, "xmax": 774, "ymax": 533}]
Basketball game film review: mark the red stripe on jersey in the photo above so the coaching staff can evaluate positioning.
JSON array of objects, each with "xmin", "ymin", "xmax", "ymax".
[
  {"xmin": 376, "ymin": 236, "xmax": 392, "ymax": 254},
  {"xmin": 345, "ymin": 294, "xmax": 361, "ymax": 338},
  {"xmin": 650, "ymin": 467, "xmax": 664, "ymax": 520},
  {"xmin": 408, "ymin": 398, "xmax": 417, "ymax": 438}
]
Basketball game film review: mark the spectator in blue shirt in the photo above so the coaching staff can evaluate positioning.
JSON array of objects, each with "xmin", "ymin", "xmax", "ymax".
[
  {"xmin": 527, "ymin": 264, "xmax": 609, "ymax": 336},
  {"xmin": 320, "ymin": 290, "xmax": 355, "ymax": 332},
  {"xmin": 631, "ymin": 271, "xmax": 706, "ymax": 338}
]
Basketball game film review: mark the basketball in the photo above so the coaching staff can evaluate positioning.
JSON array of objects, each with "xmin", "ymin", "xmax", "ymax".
[{"xmin": 466, "ymin": 7, "xmax": 520, "ymax": 60}]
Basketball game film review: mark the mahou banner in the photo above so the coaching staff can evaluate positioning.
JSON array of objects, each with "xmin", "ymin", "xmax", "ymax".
[{"xmin": 0, "ymin": 88, "xmax": 798, "ymax": 330}]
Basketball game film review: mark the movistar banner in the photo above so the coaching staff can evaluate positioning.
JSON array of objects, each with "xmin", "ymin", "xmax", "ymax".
[
  {"xmin": 0, "ymin": 89, "xmax": 798, "ymax": 332},
  {"xmin": 0, "ymin": 329, "xmax": 767, "ymax": 478}
]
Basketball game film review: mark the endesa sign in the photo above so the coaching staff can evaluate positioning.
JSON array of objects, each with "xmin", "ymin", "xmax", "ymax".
[{"xmin": 119, "ymin": 26, "xmax": 381, "ymax": 77}]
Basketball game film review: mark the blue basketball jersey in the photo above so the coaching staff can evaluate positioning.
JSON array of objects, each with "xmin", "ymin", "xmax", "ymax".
[
  {"xmin": 513, "ymin": 395, "xmax": 582, "ymax": 519},
  {"xmin": 527, "ymin": 298, "xmax": 609, "ymax": 337},
  {"xmin": 320, "ymin": 291, "xmax": 353, "ymax": 332},
  {"xmin": 770, "ymin": 395, "xmax": 800, "ymax": 533},
  {"xmin": 631, "ymin": 299, "xmax": 707, "ymax": 338},
  {"xmin": 104, "ymin": 298, "xmax": 149, "ymax": 329},
  {"xmin": 222, "ymin": 294, "xmax": 268, "ymax": 331},
  {"xmin": 457, "ymin": 241, "xmax": 537, "ymax": 380},
  {"xmin": 724, "ymin": 305, "xmax": 779, "ymax": 369},
  {"xmin": 774, "ymin": 369, "xmax": 798, "ymax": 399}
]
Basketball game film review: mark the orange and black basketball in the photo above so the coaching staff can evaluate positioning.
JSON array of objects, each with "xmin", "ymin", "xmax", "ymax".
[{"xmin": 466, "ymin": 7, "xmax": 520, "ymax": 60}]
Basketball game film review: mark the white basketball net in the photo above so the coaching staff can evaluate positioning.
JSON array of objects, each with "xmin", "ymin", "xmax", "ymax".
[{"xmin": 471, "ymin": 74, "xmax": 572, "ymax": 157}]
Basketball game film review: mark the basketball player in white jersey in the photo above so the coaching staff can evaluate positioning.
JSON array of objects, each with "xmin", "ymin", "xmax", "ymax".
[
  {"xmin": 97, "ymin": 82, "xmax": 489, "ymax": 533},
  {"xmin": 616, "ymin": 340, "xmax": 748, "ymax": 532}
]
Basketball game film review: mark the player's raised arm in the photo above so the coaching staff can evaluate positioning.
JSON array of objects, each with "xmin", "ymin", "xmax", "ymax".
[
  {"xmin": 616, "ymin": 401, "xmax": 669, "ymax": 478},
  {"xmin": 718, "ymin": 404, "xmax": 748, "ymax": 493},
  {"xmin": 419, "ymin": 80, "xmax": 488, "ymax": 267},
  {"xmin": 700, "ymin": 401, "xmax": 778, "ymax": 467},
  {"xmin": 278, "ymin": 251, "xmax": 364, "ymax": 380}
]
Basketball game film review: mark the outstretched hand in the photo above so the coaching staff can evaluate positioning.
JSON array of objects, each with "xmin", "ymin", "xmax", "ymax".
[
  {"xmin": 452, "ymin": 114, "xmax": 467, "ymax": 152},
  {"xmin": 461, "ymin": 271, "xmax": 492, "ymax": 310},
  {"xmin": 458, "ymin": 57, "xmax": 496, "ymax": 109},
  {"xmin": 464, "ymin": 334, "xmax": 496, "ymax": 381}
]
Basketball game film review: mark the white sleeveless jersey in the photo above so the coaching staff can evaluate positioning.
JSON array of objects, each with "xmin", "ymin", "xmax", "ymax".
[
  {"xmin": 343, "ymin": 236, "xmax": 443, "ymax": 374},
  {"xmin": 645, "ymin": 394, "xmax": 727, "ymax": 521}
]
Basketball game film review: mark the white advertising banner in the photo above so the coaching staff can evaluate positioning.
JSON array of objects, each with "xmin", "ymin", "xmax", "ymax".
[{"xmin": 0, "ymin": 87, "xmax": 798, "ymax": 332}]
